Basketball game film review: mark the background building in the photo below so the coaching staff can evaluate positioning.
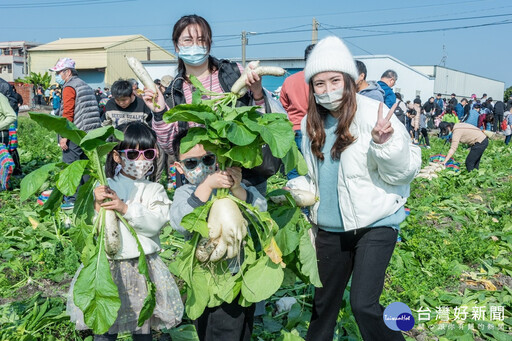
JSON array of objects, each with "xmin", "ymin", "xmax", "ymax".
[
  {"xmin": 28, "ymin": 35, "xmax": 175, "ymax": 89},
  {"xmin": 411, "ymin": 65, "xmax": 505, "ymax": 101},
  {"xmin": 138, "ymin": 55, "xmax": 506, "ymax": 103},
  {"xmin": 0, "ymin": 41, "xmax": 40, "ymax": 82},
  {"xmin": 355, "ymin": 55, "xmax": 435, "ymax": 102}
]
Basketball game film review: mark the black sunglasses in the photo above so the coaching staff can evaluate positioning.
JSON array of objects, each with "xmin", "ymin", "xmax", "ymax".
[
  {"xmin": 119, "ymin": 148, "xmax": 157, "ymax": 161},
  {"xmin": 180, "ymin": 154, "xmax": 216, "ymax": 170}
]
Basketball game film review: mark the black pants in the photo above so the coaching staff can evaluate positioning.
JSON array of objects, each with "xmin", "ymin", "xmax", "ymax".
[
  {"xmin": 466, "ymin": 137, "xmax": 488, "ymax": 172},
  {"xmin": 419, "ymin": 128, "xmax": 430, "ymax": 146},
  {"xmin": 493, "ymin": 114, "xmax": 503, "ymax": 132},
  {"xmin": 194, "ymin": 300, "xmax": 255, "ymax": 341},
  {"xmin": 306, "ymin": 228, "xmax": 405, "ymax": 341},
  {"xmin": 94, "ymin": 332, "xmax": 151, "ymax": 341},
  {"xmin": 62, "ymin": 139, "xmax": 89, "ymax": 202}
]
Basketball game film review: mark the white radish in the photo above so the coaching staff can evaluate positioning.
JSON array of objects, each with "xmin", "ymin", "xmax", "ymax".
[
  {"xmin": 196, "ymin": 237, "xmax": 217, "ymax": 263},
  {"xmin": 104, "ymin": 209, "xmax": 120, "ymax": 257},
  {"xmin": 209, "ymin": 238, "xmax": 228, "ymax": 262},
  {"xmin": 207, "ymin": 197, "xmax": 248, "ymax": 261},
  {"xmin": 226, "ymin": 241, "xmax": 236, "ymax": 259},
  {"xmin": 231, "ymin": 60, "xmax": 285, "ymax": 97},
  {"xmin": 125, "ymin": 56, "xmax": 158, "ymax": 94},
  {"xmin": 270, "ymin": 189, "xmax": 317, "ymax": 207}
]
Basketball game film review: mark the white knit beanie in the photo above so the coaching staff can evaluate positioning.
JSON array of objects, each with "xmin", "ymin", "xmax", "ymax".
[{"xmin": 304, "ymin": 36, "xmax": 358, "ymax": 84}]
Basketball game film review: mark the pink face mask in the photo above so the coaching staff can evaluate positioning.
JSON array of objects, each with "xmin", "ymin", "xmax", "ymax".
[{"xmin": 120, "ymin": 156, "xmax": 153, "ymax": 179}]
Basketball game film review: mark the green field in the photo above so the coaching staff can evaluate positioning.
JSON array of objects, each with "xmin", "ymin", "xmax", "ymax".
[{"xmin": 0, "ymin": 116, "xmax": 510, "ymax": 340}]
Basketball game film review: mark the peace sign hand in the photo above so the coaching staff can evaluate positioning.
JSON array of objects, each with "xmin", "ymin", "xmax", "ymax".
[{"xmin": 372, "ymin": 102, "xmax": 396, "ymax": 144}]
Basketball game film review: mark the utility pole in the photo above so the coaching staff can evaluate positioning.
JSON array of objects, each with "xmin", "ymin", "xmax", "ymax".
[
  {"xmin": 241, "ymin": 30, "xmax": 247, "ymax": 67},
  {"xmin": 23, "ymin": 44, "xmax": 27, "ymax": 76},
  {"xmin": 241, "ymin": 31, "xmax": 257, "ymax": 66},
  {"xmin": 312, "ymin": 17, "xmax": 319, "ymax": 44},
  {"xmin": 439, "ymin": 44, "xmax": 447, "ymax": 67}
]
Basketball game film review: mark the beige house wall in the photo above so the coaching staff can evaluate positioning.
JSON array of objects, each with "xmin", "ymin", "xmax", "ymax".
[
  {"xmin": 28, "ymin": 35, "xmax": 175, "ymax": 86},
  {"xmin": 106, "ymin": 36, "xmax": 175, "ymax": 85}
]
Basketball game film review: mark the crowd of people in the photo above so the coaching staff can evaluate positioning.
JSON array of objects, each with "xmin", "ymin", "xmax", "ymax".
[{"xmin": 1, "ymin": 12, "xmax": 511, "ymax": 341}]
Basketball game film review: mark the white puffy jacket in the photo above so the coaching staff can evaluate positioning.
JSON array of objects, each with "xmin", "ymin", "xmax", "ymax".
[{"xmin": 288, "ymin": 94, "xmax": 421, "ymax": 232}]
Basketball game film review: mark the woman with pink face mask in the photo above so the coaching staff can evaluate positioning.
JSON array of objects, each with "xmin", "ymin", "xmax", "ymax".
[{"xmin": 66, "ymin": 122, "xmax": 183, "ymax": 340}]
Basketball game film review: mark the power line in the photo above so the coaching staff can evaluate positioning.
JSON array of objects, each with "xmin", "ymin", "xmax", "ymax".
[
  {"xmin": 44, "ymin": 15, "xmax": 511, "ymax": 55},
  {"xmin": 321, "ymin": 12, "xmax": 512, "ymax": 31},
  {"xmin": 0, "ymin": 0, "xmax": 136, "ymax": 8},
  {"xmin": 213, "ymin": 18, "xmax": 512, "ymax": 49},
  {"xmin": 318, "ymin": 23, "xmax": 374, "ymax": 55},
  {"xmin": 24, "ymin": 10, "xmax": 512, "ymax": 48},
  {"xmin": 207, "ymin": 0, "xmax": 484, "ymax": 24}
]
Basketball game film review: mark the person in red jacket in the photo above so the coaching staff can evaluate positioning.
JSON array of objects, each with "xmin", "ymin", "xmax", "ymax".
[{"xmin": 279, "ymin": 44, "xmax": 315, "ymax": 179}]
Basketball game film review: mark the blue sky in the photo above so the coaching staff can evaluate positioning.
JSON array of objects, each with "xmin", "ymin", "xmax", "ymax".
[{"xmin": 2, "ymin": 0, "xmax": 512, "ymax": 89}]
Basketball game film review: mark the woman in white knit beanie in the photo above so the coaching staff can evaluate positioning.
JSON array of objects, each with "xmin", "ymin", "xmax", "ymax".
[{"xmin": 287, "ymin": 36, "xmax": 421, "ymax": 340}]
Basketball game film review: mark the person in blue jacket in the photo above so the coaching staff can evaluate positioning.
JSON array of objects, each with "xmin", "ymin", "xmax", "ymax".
[
  {"xmin": 464, "ymin": 103, "xmax": 481, "ymax": 127},
  {"xmin": 434, "ymin": 93, "xmax": 444, "ymax": 116},
  {"xmin": 455, "ymin": 98, "xmax": 467, "ymax": 121},
  {"xmin": 377, "ymin": 70, "xmax": 397, "ymax": 109},
  {"xmin": 52, "ymin": 90, "xmax": 61, "ymax": 114}
]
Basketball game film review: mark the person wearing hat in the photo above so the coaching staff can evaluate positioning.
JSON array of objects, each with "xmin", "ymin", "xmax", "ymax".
[
  {"xmin": 285, "ymin": 36, "xmax": 421, "ymax": 341},
  {"xmin": 49, "ymin": 57, "xmax": 101, "ymax": 207},
  {"xmin": 155, "ymin": 75, "xmax": 174, "ymax": 101},
  {"xmin": 470, "ymin": 94, "xmax": 480, "ymax": 110}
]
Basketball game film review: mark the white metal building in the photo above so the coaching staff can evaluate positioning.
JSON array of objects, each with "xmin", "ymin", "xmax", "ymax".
[
  {"xmin": 411, "ymin": 65, "xmax": 505, "ymax": 101},
  {"xmin": 354, "ymin": 55, "xmax": 434, "ymax": 103},
  {"xmin": 142, "ymin": 55, "xmax": 505, "ymax": 103}
]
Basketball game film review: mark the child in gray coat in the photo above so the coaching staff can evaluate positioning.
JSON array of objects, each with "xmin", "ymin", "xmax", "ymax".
[{"xmin": 169, "ymin": 129, "xmax": 266, "ymax": 341}]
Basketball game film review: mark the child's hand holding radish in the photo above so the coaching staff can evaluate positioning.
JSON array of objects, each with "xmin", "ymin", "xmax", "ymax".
[
  {"xmin": 94, "ymin": 185, "xmax": 128, "ymax": 215},
  {"xmin": 195, "ymin": 170, "xmax": 234, "ymax": 202},
  {"xmin": 226, "ymin": 167, "xmax": 247, "ymax": 201}
]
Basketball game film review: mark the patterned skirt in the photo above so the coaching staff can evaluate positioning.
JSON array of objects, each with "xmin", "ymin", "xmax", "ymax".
[{"xmin": 67, "ymin": 253, "xmax": 183, "ymax": 334}]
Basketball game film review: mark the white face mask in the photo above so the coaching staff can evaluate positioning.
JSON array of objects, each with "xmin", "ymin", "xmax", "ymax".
[
  {"xmin": 178, "ymin": 44, "xmax": 209, "ymax": 66},
  {"xmin": 120, "ymin": 156, "xmax": 153, "ymax": 180},
  {"xmin": 314, "ymin": 87, "xmax": 343, "ymax": 111},
  {"xmin": 182, "ymin": 162, "xmax": 216, "ymax": 185}
]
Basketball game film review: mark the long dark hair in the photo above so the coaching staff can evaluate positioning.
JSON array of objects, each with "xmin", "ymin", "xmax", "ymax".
[
  {"xmin": 105, "ymin": 122, "xmax": 158, "ymax": 181},
  {"xmin": 172, "ymin": 14, "xmax": 215, "ymax": 77},
  {"xmin": 306, "ymin": 72, "xmax": 358, "ymax": 161}
]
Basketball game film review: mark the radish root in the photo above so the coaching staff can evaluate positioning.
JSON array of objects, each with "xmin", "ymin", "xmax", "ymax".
[{"xmin": 231, "ymin": 61, "xmax": 285, "ymax": 97}]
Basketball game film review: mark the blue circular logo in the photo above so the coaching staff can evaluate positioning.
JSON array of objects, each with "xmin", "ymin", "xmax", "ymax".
[{"xmin": 383, "ymin": 302, "xmax": 415, "ymax": 331}]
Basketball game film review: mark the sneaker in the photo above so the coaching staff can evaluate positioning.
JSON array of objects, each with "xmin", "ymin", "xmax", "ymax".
[
  {"xmin": 426, "ymin": 146, "xmax": 431, "ymax": 149},
  {"xmin": 61, "ymin": 202, "xmax": 74, "ymax": 210}
]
